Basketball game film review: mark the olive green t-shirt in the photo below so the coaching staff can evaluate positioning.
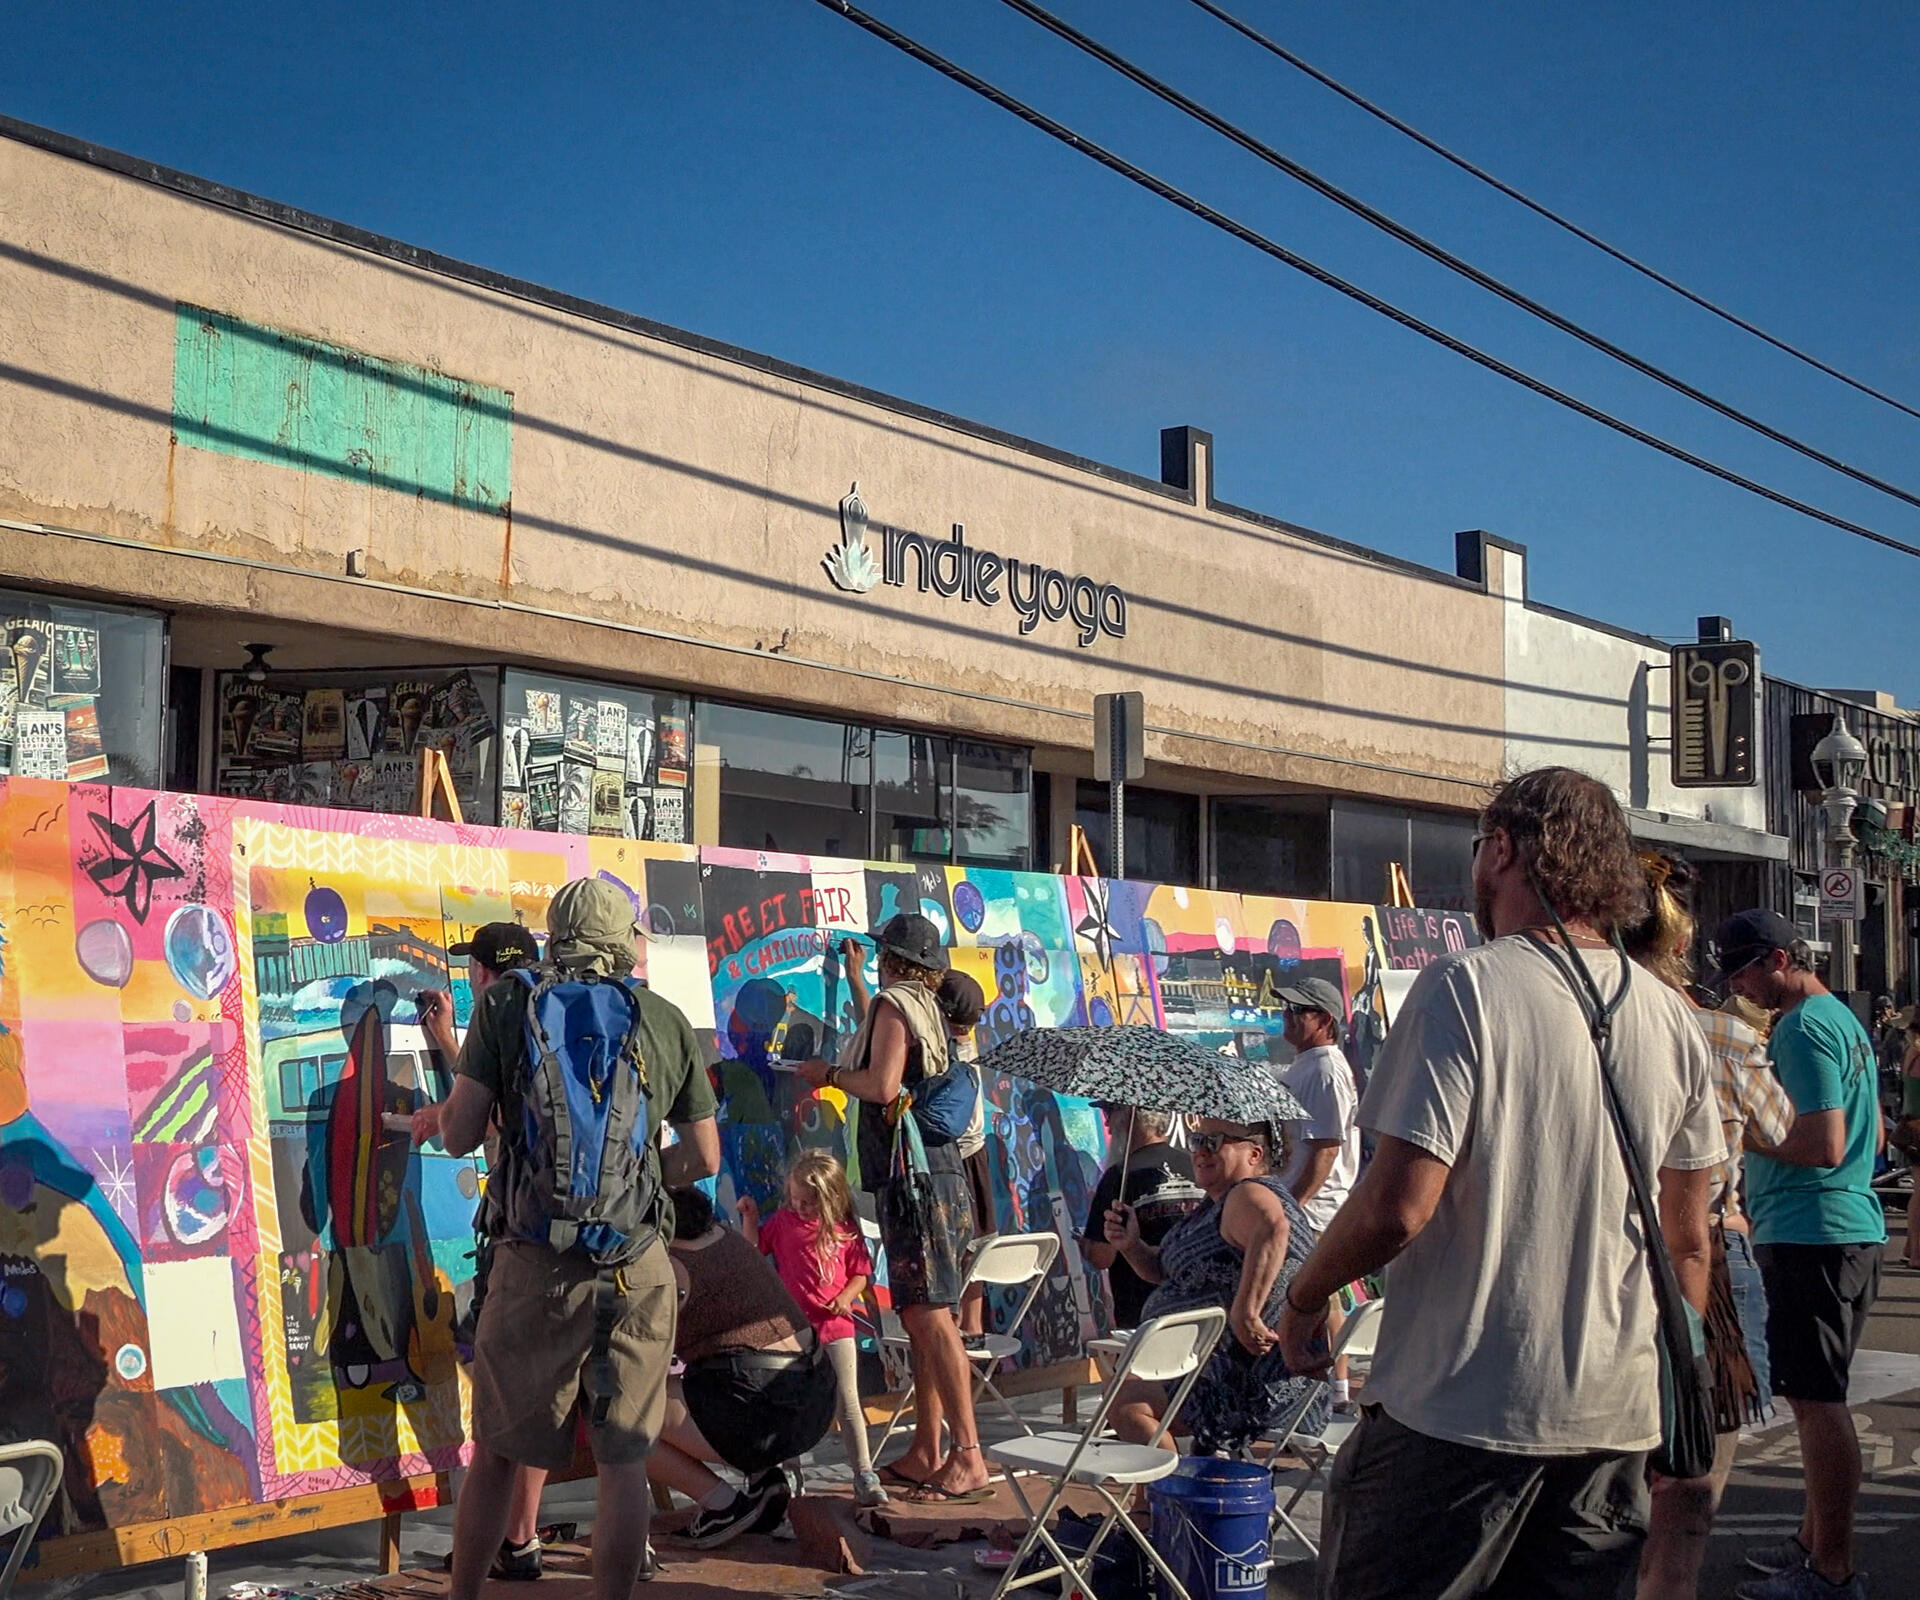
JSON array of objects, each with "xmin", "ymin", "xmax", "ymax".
[{"xmin": 456, "ymin": 974, "xmax": 717, "ymax": 1140}]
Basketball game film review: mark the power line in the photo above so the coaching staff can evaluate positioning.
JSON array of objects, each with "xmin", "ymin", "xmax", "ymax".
[
  {"xmin": 1185, "ymin": 0, "xmax": 1920, "ymax": 425},
  {"xmin": 997, "ymin": 0, "xmax": 1920, "ymax": 517},
  {"xmin": 807, "ymin": 0, "xmax": 1920, "ymax": 561}
]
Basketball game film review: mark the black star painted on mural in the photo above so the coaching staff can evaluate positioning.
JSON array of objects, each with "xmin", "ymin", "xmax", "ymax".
[
  {"xmin": 1076, "ymin": 875, "xmax": 1118, "ymax": 972},
  {"xmin": 86, "ymin": 802, "xmax": 185, "ymax": 923}
]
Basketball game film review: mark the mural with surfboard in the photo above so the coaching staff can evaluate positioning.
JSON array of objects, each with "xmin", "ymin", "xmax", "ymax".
[{"xmin": 0, "ymin": 777, "xmax": 1471, "ymax": 1539}]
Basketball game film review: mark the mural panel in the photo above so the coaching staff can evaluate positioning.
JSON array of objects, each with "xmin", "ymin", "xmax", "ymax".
[{"xmin": 0, "ymin": 777, "xmax": 1460, "ymax": 1535}]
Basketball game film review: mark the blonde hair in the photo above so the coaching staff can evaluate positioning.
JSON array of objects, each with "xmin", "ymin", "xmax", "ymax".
[
  {"xmin": 1621, "ymin": 851, "xmax": 1696, "ymax": 993},
  {"xmin": 787, "ymin": 1149, "xmax": 858, "ymax": 1273}
]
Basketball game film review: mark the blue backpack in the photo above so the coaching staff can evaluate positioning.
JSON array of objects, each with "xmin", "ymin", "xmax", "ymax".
[{"xmin": 490, "ymin": 965, "xmax": 661, "ymax": 1267}]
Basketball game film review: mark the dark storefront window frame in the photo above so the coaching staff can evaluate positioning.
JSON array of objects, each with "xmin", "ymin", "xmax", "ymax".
[
  {"xmin": 0, "ymin": 585, "xmax": 167, "ymax": 789},
  {"xmin": 697, "ymin": 697, "xmax": 1033, "ymax": 869}
]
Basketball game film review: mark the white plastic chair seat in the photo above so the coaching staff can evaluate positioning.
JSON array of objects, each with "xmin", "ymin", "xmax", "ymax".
[
  {"xmin": 881, "ymin": 1330, "xmax": 1023, "ymax": 1364},
  {"xmin": 1285, "ymin": 1413, "xmax": 1359, "ymax": 1456},
  {"xmin": 1085, "ymin": 1335, "xmax": 1126, "ymax": 1380},
  {"xmin": 988, "ymin": 1431, "xmax": 1182, "ymax": 1486}
]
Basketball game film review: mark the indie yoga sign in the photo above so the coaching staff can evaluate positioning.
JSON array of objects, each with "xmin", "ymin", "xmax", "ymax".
[{"xmin": 823, "ymin": 484, "xmax": 1128, "ymax": 647}]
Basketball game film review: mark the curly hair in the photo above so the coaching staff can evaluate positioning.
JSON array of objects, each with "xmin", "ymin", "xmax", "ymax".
[{"xmin": 1480, "ymin": 767, "xmax": 1646, "ymax": 933}]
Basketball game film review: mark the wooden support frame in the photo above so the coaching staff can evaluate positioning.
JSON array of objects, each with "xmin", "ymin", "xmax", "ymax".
[
  {"xmin": 24, "ymin": 1473, "xmax": 449, "ymax": 1583},
  {"xmin": 416, "ymin": 747, "xmax": 463, "ymax": 823}
]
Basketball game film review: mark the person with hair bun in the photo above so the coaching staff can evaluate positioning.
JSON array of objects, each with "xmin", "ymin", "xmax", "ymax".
[{"xmin": 1624, "ymin": 853, "xmax": 1790, "ymax": 1600}]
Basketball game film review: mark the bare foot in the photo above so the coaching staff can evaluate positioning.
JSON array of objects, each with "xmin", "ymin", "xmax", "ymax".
[{"xmin": 928, "ymin": 1446, "xmax": 991, "ymax": 1496}]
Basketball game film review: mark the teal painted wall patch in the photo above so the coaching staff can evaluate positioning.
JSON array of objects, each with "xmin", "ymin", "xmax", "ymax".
[{"xmin": 172, "ymin": 306, "xmax": 512, "ymax": 514}]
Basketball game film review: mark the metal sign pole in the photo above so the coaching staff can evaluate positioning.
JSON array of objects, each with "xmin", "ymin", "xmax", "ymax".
[{"xmin": 1110, "ymin": 691, "xmax": 1126, "ymax": 880}]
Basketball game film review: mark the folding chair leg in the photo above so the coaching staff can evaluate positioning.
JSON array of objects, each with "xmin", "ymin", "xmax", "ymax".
[
  {"xmin": 989, "ymin": 1468, "xmax": 1091, "ymax": 1600},
  {"xmin": 873, "ymin": 1381, "xmax": 916, "ymax": 1460},
  {"xmin": 1091, "ymin": 1483, "xmax": 1206, "ymax": 1600},
  {"xmin": 973, "ymin": 1372, "xmax": 1031, "ymax": 1438}
]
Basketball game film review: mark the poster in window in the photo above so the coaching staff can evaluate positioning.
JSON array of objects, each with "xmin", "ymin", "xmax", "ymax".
[
  {"xmin": 389, "ymin": 684, "xmax": 433, "ymax": 752},
  {"xmin": 590, "ymin": 769, "xmax": 625, "ymax": 836},
  {"xmin": 52, "ymin": 624, "xmax": 101, "ymax": 695},
  {"xmin": 627, "ymin": 715, "xmax": 656, "ymax": 787},
  {"xmin": 290, "ymin": 762, "xmax": 336, "ymax": 806},
  {"xmin": 523, "ymin": 688, "xmax": 561, "ymax": 737},
  {"xmin": 563, "ymin": 699, "xmax": 598, "ymax": 765},
  {"xmin": 6, "ymin": 619, "xmax": 53, "ymax": 706},
  {"xmin": 62, "ymin": 699, "xmax": 108, "ymax": 781},
  {"xmin": 655, "ymin": 765, "xmax": 687, "ymax": 789},
  {"xmin": 526, "ymin": 761, "xmax": 560, "ymax": 829},
  {"xmin": 345, "ymin": 689, "xmax": 388, "ymax": 760},
  {"xmin": 659, "ymin": 712, "xmax": 689, "ymax": 769},
  {"xmin": 0, "ymin": 681, "xmax": 16, "ymax": 773},
  {"xmin": 500, "ymin": 790, "xmax": 531, "ymax": 830},
  {"xmin": 439, "ymin": 670, "xmax": 496, "ymax": 741},
  {"xmin": 368, "ymin": 753, "xmax": 417, "ymax": 812},
  {"xmin": 336, "ymin": 759, "xmax": 375, "ymax": 808},
  {"xmin": 15, "ymin": 706, "xmax": 67, "ymax": 778},
  {"xmin": 248, "ymin": 691, "xmax": 304, "ymax": 762},
  {"xmin": 560, "ymin": 762, "xmax": 593, "ymax": 835},
  {"xmin": 596, "ymin": 700, "xmax": 628, "ymax": 765},
  {"xmin": 622, "ymin": 787, "xmax": 650, "ymax": 840},
  {"xmin": 651, "ymin": 786, "xmax": 685, "ymax": 844},
  {"xmin": 302, "ymin": 689, "xmax": 347, "ymax": 759},
  {"xmin": 500, "ymin": 723, "xmax": 531, "ymax": 791}
]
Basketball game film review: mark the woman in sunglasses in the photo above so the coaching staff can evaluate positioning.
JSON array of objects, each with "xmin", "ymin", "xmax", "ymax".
[{"xmin": 1101, "ymin": 1115, "xmax": 1326, "ymax": 1452}]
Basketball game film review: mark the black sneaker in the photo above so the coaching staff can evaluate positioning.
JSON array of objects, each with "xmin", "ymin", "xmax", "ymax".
[
  {"xmin": 492, "ymin": 1538, "xmax": 542, "ymax": 1581},
  {"xmin": 744, "ymin": 1467, "xmax": 794, "ymax": 1533},
  {"xmin": 685, "ymin": 1488, "xmax": 774, "ymax": 1550}
]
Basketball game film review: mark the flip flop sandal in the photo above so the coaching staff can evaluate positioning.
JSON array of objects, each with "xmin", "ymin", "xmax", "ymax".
[
  {"xmin": 878, "ymin": 1463, "xmax": 934, "ymax": 1490},
  {"xmin": 899, "ymin": 1481, "xmax": 997, "ymax": 1505}
]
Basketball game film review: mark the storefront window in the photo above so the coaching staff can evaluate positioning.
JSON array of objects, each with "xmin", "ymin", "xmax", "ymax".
[
  {"xmin": 704, "ymin": 702, "xmax": 1031, "ymax": 867},
  {"xmin": 1211, "ymin": 794, "xmax": 1330, "ymax": 897},
  {"xmin": 0, "ymin": 590, "xmax": 165, "ymax": 787},
  {"xmin": 1333, "ymin": 799, "xmax": 1477, "ymax": 908},
  {"xmin": 874, "ymin": 729, "xmax": 950, "ymax": 863},
  {"xmin": 1410, "ymin": 811, "xmax": 1477, "ymax": 911},
  {"xmin": 704, "ymin": 702, "xmax": 868, "ymax": 858},
  {"xmin": 498, "ymin": 670, "xmax": 691, "ymax": 841},
  {"xmin": 215, "ymin": 667, "xmax": 501, "ymax": 821},
  {"xmin": 954, "ymin": 740, "xmax": 1032, "ymax": 869},
  {"xmin": 1075, "ymin": 780, "xmax": 1199, "ymax": 884}
]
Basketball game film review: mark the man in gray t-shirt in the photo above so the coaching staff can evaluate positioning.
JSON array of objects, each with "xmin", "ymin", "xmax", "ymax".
[{"xmin": 1277, "ymin": 769, "xmax": 1722, "ymax": 1600}]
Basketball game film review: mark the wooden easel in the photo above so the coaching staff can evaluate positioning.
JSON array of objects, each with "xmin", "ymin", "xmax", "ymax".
[
  {"xmin": 416, "ymin": 747, "xmax": 464, "ymax": 823},
  {"xmin": 1386, "ymin": 861, "xmax": 1415, "ymax": 908},
  {"xmin": 1066, "ymin": 823, "xmax": 1103, "ymax": 878}
]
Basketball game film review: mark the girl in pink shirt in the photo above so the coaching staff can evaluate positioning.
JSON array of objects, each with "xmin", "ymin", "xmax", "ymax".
[{"xmin": 737, "ymin": 1151, "xmax": 884, "ymax": 1504}]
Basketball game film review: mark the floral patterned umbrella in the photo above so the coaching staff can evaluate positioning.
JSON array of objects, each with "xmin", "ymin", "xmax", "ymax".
[{"xmin": 977, "ymin": 1025, "xmax": 1306, "ymax": 1127}]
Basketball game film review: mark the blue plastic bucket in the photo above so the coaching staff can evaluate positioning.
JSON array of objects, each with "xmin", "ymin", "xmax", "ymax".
[{"xmin": 1145, "ymin": 1457, "xmax": 1272, "ymax": 1600}]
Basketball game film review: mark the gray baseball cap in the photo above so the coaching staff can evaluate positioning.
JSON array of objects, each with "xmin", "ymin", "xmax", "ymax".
[{"xmin": 1275, "ymin": 976, "xmax": 1345, "ymax": 1018}]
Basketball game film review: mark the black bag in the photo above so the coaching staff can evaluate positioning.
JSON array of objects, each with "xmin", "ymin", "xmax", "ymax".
[{"xmin": 1529, "ymin": 929, "xmax": 1718, "ymax": 1481}]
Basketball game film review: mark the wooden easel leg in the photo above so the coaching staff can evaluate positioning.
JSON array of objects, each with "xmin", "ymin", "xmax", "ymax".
[
  {"xmin": 1062, "ymin": 1386, "xmax": 1077, "ymax": 1426},
  {"xmin": 378, "ymin": 1511, "xmax": 403, "ymax": 1574}
]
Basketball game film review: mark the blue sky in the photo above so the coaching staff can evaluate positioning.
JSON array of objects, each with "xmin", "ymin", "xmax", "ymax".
[{"xmin": 5, "ymin": 1, "xmax": 1917, "ymax": 700}]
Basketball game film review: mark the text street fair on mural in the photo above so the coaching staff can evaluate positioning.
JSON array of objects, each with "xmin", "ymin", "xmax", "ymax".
[{"xmin": 0, "ymin": 774, "xmax": 1470, "ymax": 1542}]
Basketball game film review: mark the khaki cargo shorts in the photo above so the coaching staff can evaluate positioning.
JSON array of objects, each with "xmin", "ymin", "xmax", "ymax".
[{"xmin": 469, "ymin": 1236, "xmax": 676, "ymax": 1470}]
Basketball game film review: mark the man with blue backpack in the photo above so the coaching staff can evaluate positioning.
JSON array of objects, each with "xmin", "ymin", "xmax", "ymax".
[{"xmin": 424, "ymin": 877, "xmax": 719, "ymax": 1600}]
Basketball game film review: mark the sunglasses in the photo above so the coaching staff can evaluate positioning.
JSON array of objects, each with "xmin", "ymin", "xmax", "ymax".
[{"xmin": 1188, "ymin": 1130, "xmax": 1262, "ymax": 1155}]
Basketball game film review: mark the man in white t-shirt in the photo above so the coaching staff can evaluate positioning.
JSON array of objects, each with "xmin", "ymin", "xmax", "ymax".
[
  {"xmin": 1277, "ymin": 768, "xmax": 1722, "ymax": 1600},
  {"xmin": 1272, "ymin": 976, "xmax": 1360, "ymax": 1236}
]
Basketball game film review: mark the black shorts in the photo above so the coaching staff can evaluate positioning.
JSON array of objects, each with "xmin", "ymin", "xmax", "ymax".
[
  {"xmin": 962, "ymin": 1146, "xmax": 996, "ymax": 1239},
  {"xmin": 1755, "ymin": 1241, "xmax": 1882, "ymax": 1404},
  {"xmin": 681, "ymin": 1343, "xmax": 838, "ymax": 1476}
]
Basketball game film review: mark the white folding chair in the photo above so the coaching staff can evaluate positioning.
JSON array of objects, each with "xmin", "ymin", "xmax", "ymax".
[
  {"xmin": 985, "ymin": 1307, "xmax": 1228, "ymax": 1600},
  {"xmin": 0, "ymin": 1440, "xmax": 64, "ymax": 1600},
  {"xmin": 1262, "ymin": 1295, "xmax": 1385, "ymax": 1556},
  {"xmin": 876, "ymin": 1231, "xmax": 1061, "ymax": 1455}
]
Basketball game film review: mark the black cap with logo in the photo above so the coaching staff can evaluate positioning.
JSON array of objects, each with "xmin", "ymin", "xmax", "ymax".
[
  {"xmin": 448, "ymin": 921, "xmax": 541, "ymax": 971},
  {"xmin": 1706, "ymin": 908, "xmax": 1800, "ymax": 986}
]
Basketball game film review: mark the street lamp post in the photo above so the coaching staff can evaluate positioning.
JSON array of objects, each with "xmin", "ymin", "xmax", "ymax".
[{"xmin": 1810, "ymin": 714, "xmax": 1869, "ymax": 996}]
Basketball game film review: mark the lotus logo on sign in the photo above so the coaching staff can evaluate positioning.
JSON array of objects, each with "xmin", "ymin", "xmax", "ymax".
[
  {"xmin": 823, "ymin": 484, "xmax": 882, "ymax": 594},
  {"xmin": 821, "ymin": 483, "xmax": 1128, "ymax": 648}
]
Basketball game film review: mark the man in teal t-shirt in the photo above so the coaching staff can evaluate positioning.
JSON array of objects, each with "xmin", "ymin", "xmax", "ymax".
[{"xmin": 1717, "ymin": 909, "xmax": 1883, "ymax": 1600}]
